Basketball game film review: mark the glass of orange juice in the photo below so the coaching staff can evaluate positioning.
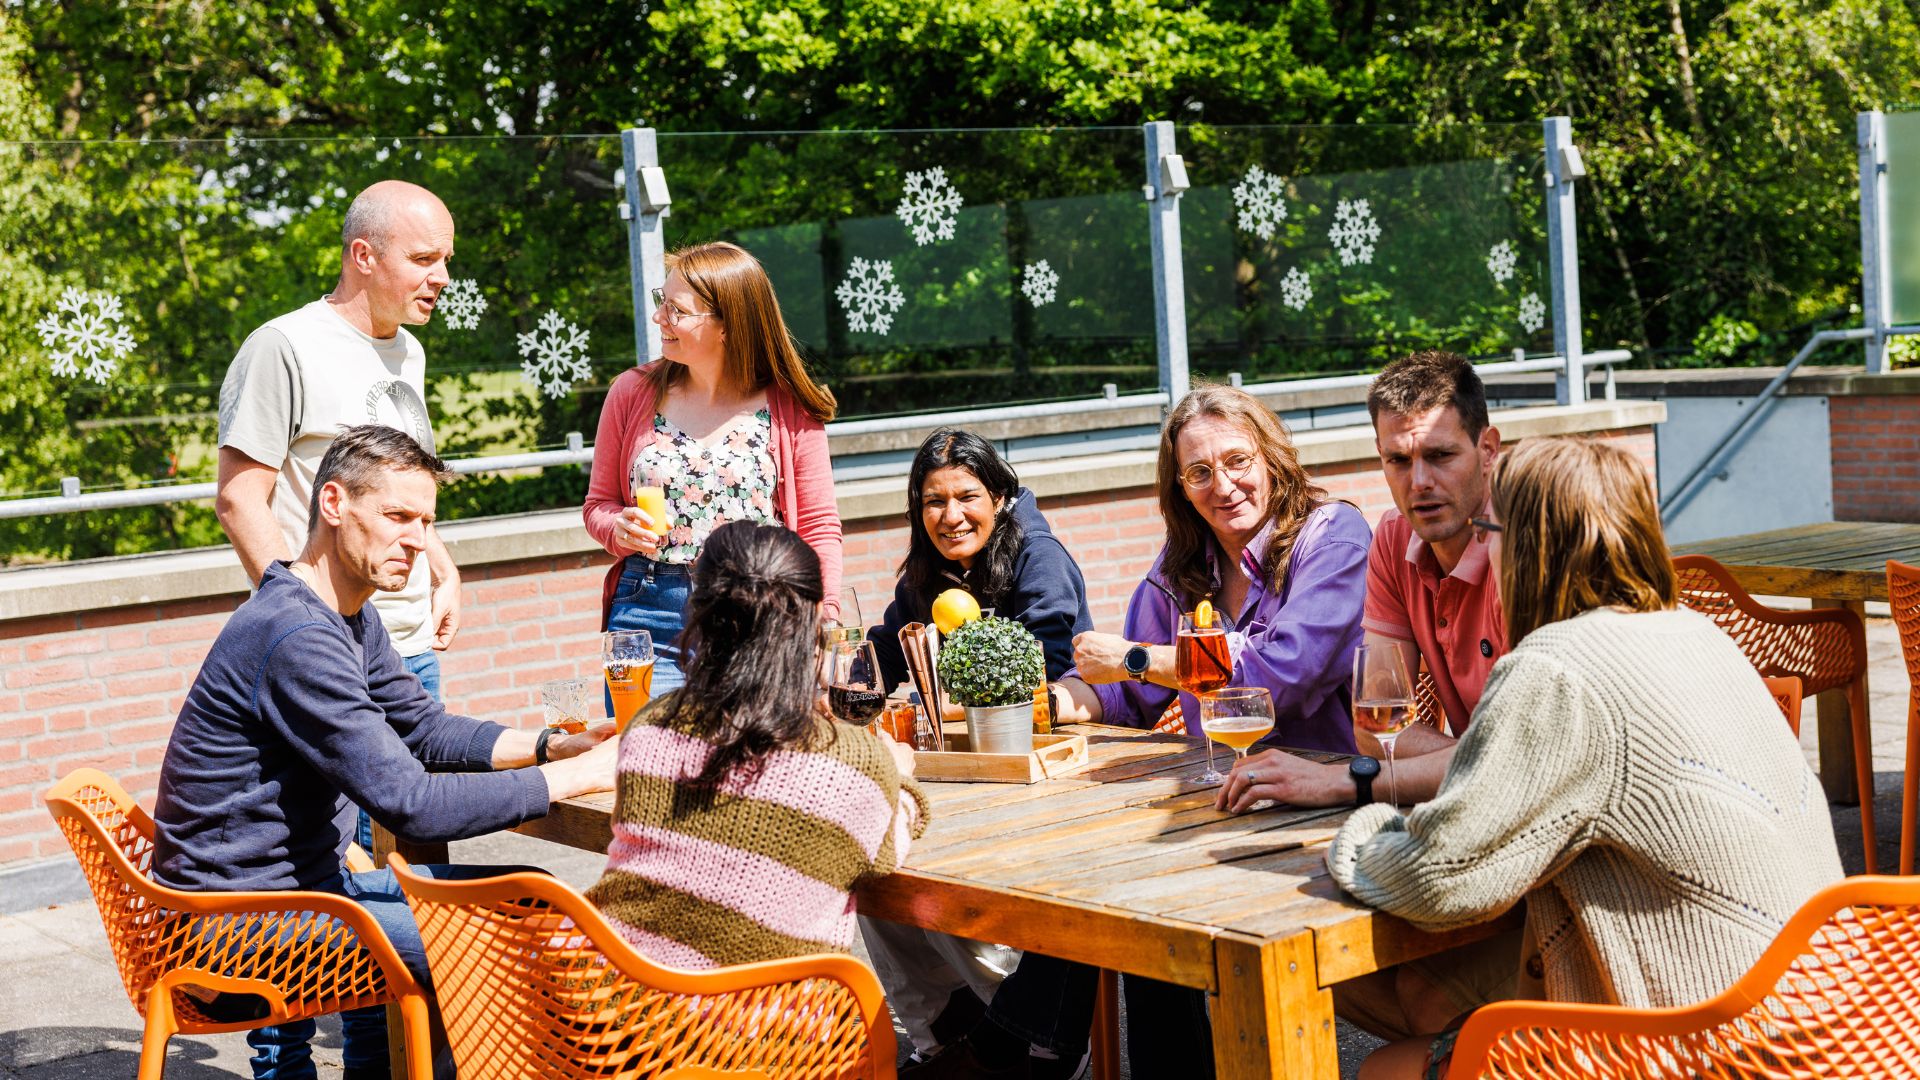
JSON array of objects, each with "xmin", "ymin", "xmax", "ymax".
[
  {"xmin": 633, "ymin": 484, "xmax": 669, "ymax": 542},
  {"xmin": 604, "ymin": 629, "xmax": 656, "ymax": 733}
]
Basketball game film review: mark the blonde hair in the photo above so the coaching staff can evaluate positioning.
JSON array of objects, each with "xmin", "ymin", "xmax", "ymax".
[
  {"xmin": 1156, "ymin": 383, "xmax": 1328, "ymax": 605},
  {"xmin": 1492, "ymin": 437, "xmax": 1677, "ymax": 643},
  {"xmin": 645, "ymin": 241, "xmax": 836, "ymax": 422}
]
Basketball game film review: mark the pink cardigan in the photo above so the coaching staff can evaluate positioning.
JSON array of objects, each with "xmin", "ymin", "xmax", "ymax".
[{"xmin": 584, "ymin": 363, "xmax": 844, "ymax": 628}]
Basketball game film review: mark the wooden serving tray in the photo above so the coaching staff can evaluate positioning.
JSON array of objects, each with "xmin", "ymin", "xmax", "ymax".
[{"xmin": 915, "ymin": 732, "xmax": 1089, "ymax": 784}]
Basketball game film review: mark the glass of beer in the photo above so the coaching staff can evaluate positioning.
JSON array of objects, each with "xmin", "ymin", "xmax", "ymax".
[
  {"xmin": 1352, "ymin": 643, "xmax": 1416, "ymax": 806},
  {"xmin": 1179, "ymin": 611, "xmax": 1233, "ymax": 783},
  {"xmin": 1201, "ymin": 687, "xmax": 1276, "ymax": 806},
  {"xmin": 826, "ymin": 639, "xmax": 887, "ymax": 727},
  {"xmin": 603, "ymin": 629, "xmax": 656, "ymax": 734}
]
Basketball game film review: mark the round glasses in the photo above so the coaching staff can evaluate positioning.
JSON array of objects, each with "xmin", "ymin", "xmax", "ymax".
[
  {"xmin": 651, "ymin": 287, "xmax": 717, "ymax": 328},
  {"xmin": 1178, "ymin": 451, "xmax": 1257, "ymax": 490}
]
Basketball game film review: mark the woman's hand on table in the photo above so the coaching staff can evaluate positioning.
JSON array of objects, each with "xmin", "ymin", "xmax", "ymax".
[
  {"xmin": 882, "ymin": 733, "xmax": 916, "ymax": 776},
  {"xmin": 1215, "ymin": 748, "xmax": 1352, "ymax": 813},
  {"xmin": 612, "ymin": 505, "xmax": 664, "ymax": 558},
  {"xmin": 549, "ymin": 724, "xmax": 618, "ymax": 760},
  {"xmin": 542, "ymin": 731, "xmax": 622, "ymax": 800},
  {"xmin": 1071, "ymin": 631, "xmax": 1135, "ymax": 683}
]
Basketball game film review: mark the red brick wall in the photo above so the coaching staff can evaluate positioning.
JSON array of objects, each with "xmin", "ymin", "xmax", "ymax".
[
  {"xmin": 1830, "ymin": 395, "xmax": 1920, "ymax": 522},
  {"xmin": 0, "ymin": 424, "xmax": 1657, "ymax": 871}
]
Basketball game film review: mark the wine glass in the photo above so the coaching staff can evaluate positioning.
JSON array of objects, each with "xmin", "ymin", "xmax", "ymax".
[
  {"xmin": 1201, "ymin": 687, "xmax": 1276, "ymax": 808},
  {"xmin": 1351, "ymin": 643, "xmax": 1416, "ymax": 806},
  {"xmin": 603, "ymin": 629, "xmax": 656, "ymax": 734},
  {"xmin": 827, "ymin": 638, "xmax": 887, "ymax": 727},
  {"xmin": 1179, "ymin": 611, "xmax": 1234, "ymax": 784},
  {"xmin": 825, "ymin": 586, "xmax": 865, "ymax": 645}
]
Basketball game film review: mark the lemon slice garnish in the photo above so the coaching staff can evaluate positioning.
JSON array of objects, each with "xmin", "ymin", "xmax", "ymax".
[{"xmin": 1194, "ymin": 599, "xmax": 1215, "ymax": 629}]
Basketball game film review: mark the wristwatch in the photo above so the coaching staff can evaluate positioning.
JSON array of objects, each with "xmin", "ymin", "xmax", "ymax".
[
  {"xmin": 1349, "ymin": 756, "xmax": 1380, "ymax": 806},
  {"xmin": 1123, "ymin": 644, "xmax": 1152, "ymax": 681}
]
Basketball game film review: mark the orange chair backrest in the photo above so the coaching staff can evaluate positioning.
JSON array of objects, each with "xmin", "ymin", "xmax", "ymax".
[
  {"xmin": 391, "ymin": 856, "xmax": 895, "ymax": 1080},
  {"xmin": 1888, "ymin": 559, "xmax": 1920, "ymax": 685},
  {"xmin": 1450, "ymin": 875, "xmax": 1920, "ymax": 1079},
  {"xmin": 1761, "ymin": 674, "xmax": 1803, "ymax": 737},
  {"xmin": 45, "ymin": 768, "xmax": 408, "ymax": 1026},
  {"xmin": 1673, "ymin": 555, "xmax": 1865, "ymax": 695}
]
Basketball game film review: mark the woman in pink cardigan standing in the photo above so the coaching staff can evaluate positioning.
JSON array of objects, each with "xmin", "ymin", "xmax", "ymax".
[{"xmin": 584, "ymin": 241, "xmax": 843, "ymax": 691}]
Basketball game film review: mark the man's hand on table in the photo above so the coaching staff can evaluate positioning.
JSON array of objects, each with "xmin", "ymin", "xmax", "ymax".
[
  {"xmin": 1215, "ymin": 748, "xmax": 1352, "ymax": 814},
  {"xmin": 540, "ymin": 728, "xmax": 621, "ymax": 801}
]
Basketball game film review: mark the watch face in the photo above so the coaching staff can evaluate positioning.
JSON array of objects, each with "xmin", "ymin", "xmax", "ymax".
[
  {"xmin": 1349, "ymin": 755, "xmax": 1382, "ymax": 779},
  {"xmin": 1124, "ymin": 645, "xmax": 1150, "ymax": 676}
]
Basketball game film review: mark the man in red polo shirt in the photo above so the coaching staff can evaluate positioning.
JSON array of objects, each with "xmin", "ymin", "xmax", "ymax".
[{"xmin": 1217, "ymin": 350, "xmax": 1515, "ymax": 1043}]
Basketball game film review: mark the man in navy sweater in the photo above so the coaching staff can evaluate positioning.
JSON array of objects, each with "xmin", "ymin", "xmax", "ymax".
[{"xmin": 152, "ymin": 425, "xmax": 616, "ymax": 1079}]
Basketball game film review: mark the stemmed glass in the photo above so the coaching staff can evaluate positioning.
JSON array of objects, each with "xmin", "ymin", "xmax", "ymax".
[
  {"xmin": 1179, "ymin": 610, "xmax": 1234, "ymax": 783},
  {"xmin": 1351, "ymin": 643, "xmax": 1416, "ymax": 805},
  {"xmin": 825, "ymin": 587, "xmax": 864, "ymax": 645},
  {"xmin": 603, "ymin": 629, "xmax": 655, "ymax": 734},
  {"xmin": 826, "ymin": 638, "xmax": 887, "ymax": 727},
  {"xmin": 1201, "ymin": 688, "xmax": 1276, "ymax": 807}
]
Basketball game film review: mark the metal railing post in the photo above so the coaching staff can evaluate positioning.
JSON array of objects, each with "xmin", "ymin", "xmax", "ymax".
[
  {"xmin": 1859, "ymin": 111, "xmax": 1891, "ymax": 374},
  {"xmin": 621, "ymin": 127, "xmax": 669, "ymax": 366},
  {"xmin": 1144, "ymin": 121, "xmax": 1190, "ymax": 409},
  {"xmin": 1543, "ymin": 117, "xmax": 1586, "ymax": 406}
]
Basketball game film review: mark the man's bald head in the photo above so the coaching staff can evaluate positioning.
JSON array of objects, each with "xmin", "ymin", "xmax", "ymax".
[{"xmin": 341, "ymin": 180, "xmax": 449, "ymax": 260}]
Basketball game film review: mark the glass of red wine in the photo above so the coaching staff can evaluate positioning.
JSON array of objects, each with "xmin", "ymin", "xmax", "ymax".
[{"xmin": 827, "ymin": 638, "xmax": 888, "ymax": 727}]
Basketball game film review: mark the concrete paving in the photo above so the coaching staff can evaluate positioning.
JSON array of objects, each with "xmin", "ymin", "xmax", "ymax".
[{"xmin": 3, "ymin": 616, "xmax": 1911, "ymax": 1080}]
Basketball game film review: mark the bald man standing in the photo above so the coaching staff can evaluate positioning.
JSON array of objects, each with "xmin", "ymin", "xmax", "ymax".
[{"xmin": 214, "ymin": 181, "xmax": 460, "ymax": 1078}]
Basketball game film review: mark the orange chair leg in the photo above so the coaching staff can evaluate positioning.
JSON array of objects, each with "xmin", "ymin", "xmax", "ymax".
[
  {"xmin": 1851, "ymin": 678, "xmax": 1878, "ymax": 875},
  {"xmin": 1904, "ymin": 697, "xmax": 1920, "ymax": 876},
  {"xmin": 399, "ymin": 991, "xmax": 434, "ymax": 1080},
  {"xmin": 138, "ymin": 988, "xmax": 175, "ymax": 1080},
  {"xmin": 1090, "ymin": 969, "xmax": 1120, "ymax": 1080}
]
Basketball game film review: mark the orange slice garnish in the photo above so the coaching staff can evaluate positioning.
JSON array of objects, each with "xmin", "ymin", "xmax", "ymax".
[{"xmin": 1194, "ymin": 600, "xmax": 1215, "ymax": 629}]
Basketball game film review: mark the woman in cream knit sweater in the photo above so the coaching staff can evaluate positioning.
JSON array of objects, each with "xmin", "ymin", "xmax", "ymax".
[{"xmin": 1327, "ymin": 437, "xmax": 1843, "ymax": 1080}]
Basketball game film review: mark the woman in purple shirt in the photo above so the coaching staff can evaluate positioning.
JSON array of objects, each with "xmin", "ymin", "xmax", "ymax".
[{"xmin": 1054, "ymin": 382, "xmax": 1370, "ymax": 754}]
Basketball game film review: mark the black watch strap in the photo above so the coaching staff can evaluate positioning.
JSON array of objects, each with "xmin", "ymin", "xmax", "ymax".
[
  {"xmin": 534, "ymin": 726, "xmax": 555, "ymax": 765},
  {"xmin": 1349, "ymin": 756, "xmax": 1380, "ymax": 806}
]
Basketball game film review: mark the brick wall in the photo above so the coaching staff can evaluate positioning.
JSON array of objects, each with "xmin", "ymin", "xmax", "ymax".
[
  {"xmin": 0, "ymin": 423, "xmax": 1657, "ymax": 871},
  {"xmin": 1830, "ymin": 395, "xmax": 1920, "ymax": 523}
]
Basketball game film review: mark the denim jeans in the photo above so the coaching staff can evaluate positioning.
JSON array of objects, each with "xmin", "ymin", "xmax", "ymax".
[
  {"xmin": 984, "ymin": 953, "xmax": 1215, "ymax": 1075},
  {"xmin": 236, "ymin": 863, "xmax": 534, "ymax": 1080},
  {"xmin": 606, "ymin": 555, "xmax": 691, "ymax": 699}
]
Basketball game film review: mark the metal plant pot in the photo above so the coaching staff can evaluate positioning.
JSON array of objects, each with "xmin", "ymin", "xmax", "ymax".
[{"xmin": 963, "ymin": 701, "xmax": 1034, "ymax": 756}]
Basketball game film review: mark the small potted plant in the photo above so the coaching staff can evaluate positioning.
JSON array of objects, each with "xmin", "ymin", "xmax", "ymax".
[{"xmin": 937, "ymin": 616, "xmax": 1046, "ymax": 755}]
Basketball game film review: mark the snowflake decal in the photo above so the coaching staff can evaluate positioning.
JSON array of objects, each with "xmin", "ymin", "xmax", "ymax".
[
  {"xmin": 516, "ymin": 310, "xmax": 591, "ymax": 399},
  {"xmin": 34, "ymin": 287, "xmax": 137, "ymax": 384},
  {"xmin": 1486, "ymin": 240, "xmax": 1517, "ymax": 285},
  {"xmin": 834, "ymin": 257, "xmax": 908, "ymax": 335},
  {"xmin": 1518, "ymin": 291, "xmax": 1547, "ymax": 335},
  {"xmin": 1280, "ymin": 266, "xmax": 1312, "ymax": 311},
  {"xmin": 1232, "ymin": 165, "xmax": 1289, "ymax": 241},
  {"xmin": 895, "ymin": 166, "xmax": 964, "ymax": 246},
  {"xmin": 1021, "ymin": 260, "xmax": 1059, "ymax": 307},
  {"xmin": 1329, "ymin": 199, "xmax": 1382, "ymax": 266},
  {"xmin": 439, "ymin": 279, "xmax": 487, "ymax": 330}
]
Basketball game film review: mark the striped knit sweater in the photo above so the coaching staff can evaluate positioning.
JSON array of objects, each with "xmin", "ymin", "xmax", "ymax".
[
  {"xmin": 1327, "ymin": 607, "xmax": 1844, "ymax": 1008},
  {"xmin": 588, "ymin": 694, "xmax": 930, "ymax": 969}
]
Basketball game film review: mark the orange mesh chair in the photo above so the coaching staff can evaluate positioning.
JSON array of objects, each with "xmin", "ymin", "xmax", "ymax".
[
  {"xmin": 1886, "ymin": 559, "xmax": 1920, "ymax": 874},
  {"xmin": 390, "ymin": 855, "xmax": 896, "ymax": 1079},
  {"xmin": 44, "ymin": 768, "xmax": 431, "ymax": 1080},
  {"xmin": 1448, "ymin": 876, "xmax": 1920, "ymax": 1079},
  {"xmin": 1763, "ymin": 675, "xmax": 1805, "ymax": 738},
  {"xmin": 1673, "ymin": 555, "xmax": 1874, "ymax": 872}
]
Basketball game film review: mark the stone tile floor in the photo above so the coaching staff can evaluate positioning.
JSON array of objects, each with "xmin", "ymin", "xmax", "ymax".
[{"xmin": 3, "ymin": 617, "xmax": 1910, "ymax": 1079}]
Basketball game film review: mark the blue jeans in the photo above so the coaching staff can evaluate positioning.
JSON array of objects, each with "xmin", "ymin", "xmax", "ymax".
[
  {"xmin": 606, "ymin": 556, "xmax": 690, "ymax": 699},
  {"xmin": 237, "ymin": 863, "xmax": 534, "ymax": 1080}
]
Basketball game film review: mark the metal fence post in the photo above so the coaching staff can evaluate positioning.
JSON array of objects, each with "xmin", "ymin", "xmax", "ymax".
[
  {"xmin": 1859, "ymin": 111, "xmax": 1891, "ymax": 375},
  {"xmin": 1543, "ymin": 116, "xmax": 1586, "ymax": 406},
  {"xmin": 621, "ymin": 127, "xmax": 669, "ymax": 366},
  {"xmin": 1144, "ymin": 121, "xmax": 1190, "ymax": 409}
]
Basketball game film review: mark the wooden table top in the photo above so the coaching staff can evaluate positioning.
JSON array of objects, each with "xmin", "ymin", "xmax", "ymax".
[
  {"xmin": 1671, "ymin": 521, "xmax": 1920, "ymax": 603},
  {"xmin": 516, "ymin": 723, "xmax": 1508, "ymax": 993}
]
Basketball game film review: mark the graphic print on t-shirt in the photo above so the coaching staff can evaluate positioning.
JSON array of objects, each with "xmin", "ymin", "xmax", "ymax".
[{"xmin": 364, "ymin": 379, "xmax": 435, "ymax": 453}]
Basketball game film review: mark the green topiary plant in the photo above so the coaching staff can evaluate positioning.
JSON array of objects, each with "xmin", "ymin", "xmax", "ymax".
[{"xmin": 937, "ymin": 616, "xmax": 1045, "ymax": 708}]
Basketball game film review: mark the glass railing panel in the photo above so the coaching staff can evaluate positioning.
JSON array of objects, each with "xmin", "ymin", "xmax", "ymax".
[{"xmin": 1883, "ymin": 110, "xmax": 1920, "ymax": 325}]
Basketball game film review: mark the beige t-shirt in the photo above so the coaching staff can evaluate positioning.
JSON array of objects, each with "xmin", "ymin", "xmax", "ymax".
[{"xmin": 217, "ymin": 298, "xmax": 437, "ymax": 656}]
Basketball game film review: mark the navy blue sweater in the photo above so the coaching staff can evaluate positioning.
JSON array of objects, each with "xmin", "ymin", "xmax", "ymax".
[
  {"xmin": 872, "ymin": 488, "xmax": 1094, "ymax": 688},
  {"xmin": 151, "ymin": 562, "xmax": 550, "ymax": 892}
]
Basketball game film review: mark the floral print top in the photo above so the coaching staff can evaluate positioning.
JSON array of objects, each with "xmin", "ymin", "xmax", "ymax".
[{"xmin": 628, "ymin": 408, "xmax": 779, "ymax": 564}]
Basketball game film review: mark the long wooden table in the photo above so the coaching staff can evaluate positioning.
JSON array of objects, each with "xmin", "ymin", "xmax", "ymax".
[
  {"xmin": 1672, "ymin": 521, "xmax": 1920, "ymax": 805},
  {"xmin": 512, "ymin": 724, "xmax": 1512, "ymax": 1079}
]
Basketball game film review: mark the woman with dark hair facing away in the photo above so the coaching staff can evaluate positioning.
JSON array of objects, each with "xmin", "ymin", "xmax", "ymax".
[
  {"xmin": 1325, "ymin": 438, "xmax": 1842, "ymax": 1080},
  {"xmin": 871, "ymin": 427, "xmax": 1094, "ymax": 689},
  {"xmin": 862, "ymin": 429, "xmax": 1093, "ymax": 1068},
  {"xmin": 584, "ymin": 241, "xmax": 842, "ymax": 693},
  {"xmin": 587, "ymin": 521, "xmax": 927, "ymax": 968}
]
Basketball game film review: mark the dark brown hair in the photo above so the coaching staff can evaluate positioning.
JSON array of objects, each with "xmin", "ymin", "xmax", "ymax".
[
  {"xmin": 664, "ymin": 521, "xmax": 830, "ymax": 787},
  {"xmin": 644, "ymin": 241, "xmax": 837, "ymax": 423},
  {"xmin": 1156, "ymin": 384, "xmax": 1328, "ymax": 606},
  {"xmin": 1492, "ymin": 437, "xmax": 1677, "ymax": 643},
  {"xmin": 1367, "ymin": 350, "xmax": 1489, "ymax": 439},
  {"xmin": 306, "ymin": 424, "xmax": 450, "ymax": 532}
]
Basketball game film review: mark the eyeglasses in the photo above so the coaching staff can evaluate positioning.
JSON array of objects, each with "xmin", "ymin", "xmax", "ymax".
[
  {"xmin": 1178, "ymin": 451, "xmax": 1258, "ymax": 490},
  {"xmin": 1470, "ymin": 517, "xmax": 1503, "ymax": 539},
  {"xmin": 651, "ymin": 287, "xmax": 717, "ymax": 328}
]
